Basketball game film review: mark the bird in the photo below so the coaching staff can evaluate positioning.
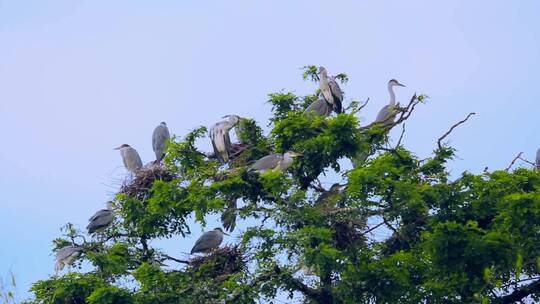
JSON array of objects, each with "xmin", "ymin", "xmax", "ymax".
[
  {"xmin": 304, "ymin": 98, "xmax": 333, "ymax": 117},
  {"xmin": 87, "ymin": 201, "xmax": 116, "ymax": 234},
  {"xmin": 210, "ymin": 115, "xmax": 241, "ymax": 164},
  {"xmin": 114, "ymin": 144, "xmax": 143, "ymax": 173},
  {"xmin": 536, "ymin": 148, "xmax": 540, "ymax": 170},
  {"xmin": 318, "ymin": 67, "xmax": 343, "ymax": 114},
  {"xmin": 190, "ymin": 228, "xmax": 229, "ymax": 254},
  {"xmin": 221, "ymin": 198, "xmax": 238, "ymax": 232},
  {"xmin": 248, "ymin": 151, "xmax": 303, "ymax": 174},
  {"xmin": 375, "ymin": 79, "xmax": 405, "ymax": 125},
  {"xmin": 152, "ymin": 122, "xmax": 170, "ymax": 162},
  {"xmin": 55, "ymin": 245, "xmax": 82, "ymax": 274},
  {"xmin": 315, "ymin": 183, "xmax": 344, "ymax": 207}
]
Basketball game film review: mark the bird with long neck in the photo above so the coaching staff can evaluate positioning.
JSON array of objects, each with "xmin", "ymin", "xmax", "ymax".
[
  {"xmin": 317, "ymin": 66, "xmax": 343, "ymax": 114},
  {"xmin": 375, "ymin": 79, "xmax": 405, "ymax": 125}
]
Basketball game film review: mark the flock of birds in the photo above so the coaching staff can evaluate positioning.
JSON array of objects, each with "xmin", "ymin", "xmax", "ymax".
[{"xmin": 54, "ymin": 66, "xmax": 540, "ymax": 274}]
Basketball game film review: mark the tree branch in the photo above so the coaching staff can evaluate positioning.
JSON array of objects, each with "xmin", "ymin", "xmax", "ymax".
[
  {"xmin": 506, "ymin": 152, "xmax": 524, "ymax": 172},
  {"xmin": 437, "ymin": 112, "xmax": 476, "ymax": 149},
  {"xmin": 497, "ymin": 278, "xmax": 540, "ymax": 304}
]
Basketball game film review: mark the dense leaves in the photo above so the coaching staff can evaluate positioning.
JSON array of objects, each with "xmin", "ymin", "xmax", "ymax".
[{"xmin": 26, "ymin": 69, "xmax": 540, "ymax": 304}]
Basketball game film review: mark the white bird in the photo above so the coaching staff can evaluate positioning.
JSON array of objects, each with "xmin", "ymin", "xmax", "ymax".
[
  {"xmin": 55, "ymin": 245, "xmax": 82, "ymax": 274},
  {"xmin": 190, "ymin": 228, "xmax": 229, "ymax": 254},
  {"xmin": 152, "ymin": 122, "xmax": 170, "ymax": 162},
  {"xmin": 536, "ymin": 148, "xmax": 540, "ymax": 170},
  {"xmin": 318, "ymin": 67, "xmax": 343, "ymax": 114},
  {"xmin": 210, "ymin": 115, "xmax": 240, "ymax": 164},
  {"xmin": 304, "ymin": 98, "xmax": 333, "ymax": 117},
  {"xmin": 114, "ymin": 144, "xmax": 143, "ymax": 173},
  {"xmin": 87, "ymin": 201, "xmax": 116, "ymax": 234},
  {"xmin": 375, "ymin": 79, "xmax": 405, "ymax": 125},
  {"xmin": 248, "ymin": 151, "xmax": 303, "ymax": 174}
]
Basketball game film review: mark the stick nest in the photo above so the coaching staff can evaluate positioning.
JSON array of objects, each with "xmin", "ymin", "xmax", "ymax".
[
  {"xmin": 188, "ymin": 245, "xmax": 246, "ymax": 279},
  {"xmin": 330, "ymin": 216, "xmax": 367, "ymax": 250},
  {"xmin": 120, "ymin": 163, "xmax": 175, "ymax": 199}
]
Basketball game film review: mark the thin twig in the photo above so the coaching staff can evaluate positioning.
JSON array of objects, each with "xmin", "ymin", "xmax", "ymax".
[
  {"xmin": 358, "ymin": 98, "xmax": 370, "ymax": 111},
  {"xmin": 437, "ymin": 112, "xmax": 476, "ymax": 149},
  {"xmin": 396, "ymin": 123, "xmax": 406, "ymax": 147},
  {"xmin": 506, "ymin": 152, "xmax": 524, "ymax": 171},
  {"xmin": 163, "ymin": 254, "xmax": 190, "ymax": 264}
]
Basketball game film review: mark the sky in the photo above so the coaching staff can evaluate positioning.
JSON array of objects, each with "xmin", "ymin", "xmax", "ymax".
[{"xmin": 1, "ymin": 0, "xmax": 539, "ymax": 301}]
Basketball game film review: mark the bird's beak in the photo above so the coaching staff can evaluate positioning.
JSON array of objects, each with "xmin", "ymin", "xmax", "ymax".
[
  {"xmin": 292, "ymin": 152, "xmax": 304, "ymax": 157},
  {"xmin": 113, "ymin": 146, "xmax": 122, "ymax": 150},
  {"xmin": 397, "ymin": 83, "xmax": 405, "ymax": 87},
  {"xmin": 223, "ymin": 232, "xmax": 230, "ymax": 236}
]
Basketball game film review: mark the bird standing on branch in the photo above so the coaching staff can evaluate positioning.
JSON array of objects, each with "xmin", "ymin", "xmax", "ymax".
[
  {"xmin": 114, "ymin": 144, "xmax": 143, "ymax": 174},
  {"xmin": 55, "ymin": 245, "xmax": 82, "ymax": 274},
  {"xmin": 210, "ymin": 115, "xmax": 241, "ymax": 164},
  {"xmin": 152, "ymin": 122, "xmax": 170, "ymax": 162},
  {"xmin": 190, "ymin": 228, "xmax": 229, "ymax": 254},
  {"xmin": 318, "ymin": 66, "xmax": 343, "ymax": 114},
  {"xmin": 87, "ymin": 201, "xmax": 116, "ymax": 234},
  {"xmin": 375, "ymin": 79, "xmax": 405, "ymax": 125},
  {"xmin": 248, "ymin": 151, "xmax": 303, "ymax": 174},
  {"xmin": 304, "ymin": 98, "xmax": 333, "ymax": 117}
]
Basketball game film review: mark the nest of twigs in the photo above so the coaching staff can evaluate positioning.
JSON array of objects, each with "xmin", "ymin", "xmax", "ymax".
[
  {"xmin": 188, "ymin": 245, "xmax": 246, "ymax": 279},
  {"xmin": 120, "ymin": 163, "xmax": 175, "ymax": 199},
  {"xmin": 330, "ymin": 217, "xmax": 367, "ymax": 250}
]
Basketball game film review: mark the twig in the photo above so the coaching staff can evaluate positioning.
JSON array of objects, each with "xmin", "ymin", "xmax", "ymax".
[
  {"xmin": 506, "ymin": 152, "xmax": 524, "ymax": 172},
  {"xmin": 396, "ymin": 123, "xmax": 406, "ymax": 147},
  {"xmin": 358, "ymin": 98, "xmax": 370, "ymax": 111},
  {"xmin": 437, "ymin": 112, "xmax": 476, "ymax": 149},
  {"xmin": 361, "ymin": 221, "xmax": 385, "ymax": 236},
  {"xmin": 163, "ymin": 254, "xmax": 189, "ymax": 264}
]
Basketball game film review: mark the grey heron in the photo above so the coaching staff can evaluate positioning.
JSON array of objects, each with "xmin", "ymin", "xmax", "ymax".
[
  {"xmin": 152, "ymin": 122, "xmax": 170, "ymax": 161},
  {"xmin": 190, "ymin": 228, "xmax": 229, "ymax": 254},
  {"xmin": 87, "ymin": 201, "xmax": 115, "ymax": 234},
  {"xmin": 315, "ymin": 183, "xmax": 344, "ymax": 206},
  {"xmin": 536, "ymin": 148, "xmax": 540, "ymax": 170},
  {"xmin": 304, "ymin": 98, "xmax": 333, "ymax": 117},
  {"xmin": 114, "ymin": 144, "xmax": 143, "ymax": 173},
  {"xmin": 318, "ymin": 67, "xmax": 343, "ymax": 114},
  {"xmin": 248, "ymin": 151, "xmax": 303, "ymax": 174},
  {"xmin": 221, "ymin": 198, "xmax": 238, "ymax": 232},
  {"xmin": 55, "ymin": 245, "xmax": 82, "ymax": 274},
  {"xmin": 375, "ymin": 79, "xmax": 405, "ymax": 125},
  {"xmin": 210, "ymin": 115, "xmax": 240, "ymax": 164}
]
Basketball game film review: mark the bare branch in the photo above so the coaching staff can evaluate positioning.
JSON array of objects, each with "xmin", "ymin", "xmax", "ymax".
[
  {"xmin": 498, "ymin": 278, "xmax": 540, "ymax": 304},
  {"xmin": 396, "ymin": 123, "xmax": 406, "ymax": 147},
  {"xmin": 506, "ymin": 152, "xmax": 524, "ymax": 172},
  {"xmin": 162, "ymin": 254, "xmax": 189, "ymax": 264},
  {"xmin": 358, "ymin": 98, "xmax": 370, "ymax": 111},
  {"xmin": 437, "ymin": 112, "xmax": 476, "ymax": 149}
]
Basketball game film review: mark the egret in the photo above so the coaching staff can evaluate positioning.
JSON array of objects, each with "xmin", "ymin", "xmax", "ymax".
[
  {"xmin": 152, "ymin": 122, "xmax": 170, "ymax": 162},
  {"xmin": 318, "ymin": 67, "xmax": 343, "ymax": 114},
  {"xmin": 190, "ymin": 228, "xmax": 229, "ymax": 254},
  {"xmin": 304, "ymin": 98, "xmax": 333, "ymax": 117},
  {"xmin": 536, "ymin": 148, "xmax": 540, "ymax": 170},
  {"xmin": 248, "ymin": 151, "xmax": 303, "ymax": 174},
  {"xmin": 55, "ymin": 245, "xmax": 82, "ymax": 274},
  {"xmin": 210, "ymin": 115, "xmax": 240, "ymax": 164},
  {"xmin": 375, "ymin": 79, "xmax": 405, "ymax": 125},
  {"xmin": 87, "ymin": 201, "xmax": 115, "ymax": 234},
  {"xmin": 114, "ymin": 144, "xmax": 143, "ymax": 173}
]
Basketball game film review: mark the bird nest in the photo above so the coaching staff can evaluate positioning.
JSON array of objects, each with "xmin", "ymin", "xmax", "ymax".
[
  {"xmin": 120, "ymin": 163, "xmax": 175, "ymax": 199},
  {"xmin": 330, "ymin": 217, "xmax": 367, "ymax": 250},
  {"xmin": 188, "ymin": 245, "xmax": 246, "ymax": 280}
]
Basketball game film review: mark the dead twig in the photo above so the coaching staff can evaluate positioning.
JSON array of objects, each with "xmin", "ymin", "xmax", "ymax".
[
  {"xmin": 396, "ymin": 123, "xmax": 406, "ymax": 147},
  {"xmin": 506, "ymin": 152, "xmax": 524, "ymax": 172},
  {"xmin": 437, "ymin": 112, "xmax": 476, "ymax": 149}
]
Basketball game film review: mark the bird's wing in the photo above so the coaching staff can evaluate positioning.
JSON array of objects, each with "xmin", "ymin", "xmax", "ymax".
[
  {"xmin": 224, "ymin": 130, "xmax": 232, "ymax": 154},
  {"xmin": 56, "ymin": 246, "xmax": 81, "ymax": 261},
  {"xmin": 191, "ymin": 231, "xmax": 218, "ymax": 253},
  {"xmin": 328, "ymin": 78, "xmax": 343, "ymax": 113},
  {"xmin": 249, "ymin": 154, "xmax": 281, "ymax": 172},
  {"xmin": 152, "ymin": 126, "xmax": 170, "ymax": 158},
  {"xmin": 210, "ymin": 124, "xmax": 228, "ymax": 163},
  {"xmin": 87, "ymin": 210, "xmax": 115, "ymax": 232},
  {"xmin": 375, "ymin": 105, "xmax": 392, "ymax": 123},
  {"xmin": 88, "ymin": 209, "xmax": 108, "ymax": 221},
  {"xmin": 319, "ymin": 81, "xmax": 334, "ymax": 105},
  {"xmin": 221, "ymin": 198, "xmax": 238, "ymax": 232}
]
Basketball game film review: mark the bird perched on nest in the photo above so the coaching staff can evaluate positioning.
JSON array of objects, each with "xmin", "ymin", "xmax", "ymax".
[
  {"xmin": 375, "ymin": 79, "xmax": 405, "ymax": 125},
  {"xmin": 87, "ymin": 201, "xmax": 115, "ymax": 234},
  {"xmin": 114, "ymin": 144, "xmax": 143, "ymax": 173},
  {"xmin": 248, "ymin": 151, "xmax": 303, "ymax": 174},
  {"xmin": 210, "ymin": 115, "xmax": 241, "ymax": 164},
  {"xmin": 152, "ymin": 122, "xmax": 170, "ymax": 162},
  {"xmin": 304, "ymin": 98, "xmax": 333, "ymax": 117},
  {"xmin": 318, "ymin": 66, "xmax": 343, "ymax": 114},
  {"xmin": 55, "ymin": 245, "xmax": 82, "ymax": 274},
  {"xmin": 191, "ymin": 228, "xmax": 229, "ymax": 254}
]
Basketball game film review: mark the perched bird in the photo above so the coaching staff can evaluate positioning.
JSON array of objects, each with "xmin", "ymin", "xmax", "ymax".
[
  {"xmin": 87, "ymin": 201, "xmax": 116, "ymax": 234},
  {"xmin": 190, "ymin": 228, "xmax": 229, "ymax": 254},
  {"xmin": 210, "ymin": 115, "xmax": 241, "ymax": 164},
  {"xmin": 114, "ymin": 144, "xmax": 143, "ymax": 173},
  {"xmin": 315, "ymin": 183, "xmax": 344, "ymax": 207},
  {"xmin": 221, "ymin": 198, "xmax": 238, "ymax": 232},
  {"xmin": 152, "ymin": 122, "xmax": 170, "ymax": 162},
  {"xmin": 55, "ymin": 245, "xmax": 82, "ymax": 274},
  {"xmin": 304, "ymin": 98, "xmax": 333, "ymax": 117},
  {"xmin": 375, "ymin": 79, "xmax": 405, "ymax": 125},
  {"xmin": 318, "ymin": 67, "xmax": 343, "ymax": 114},
  {"xmin": 248, "ymin": 151, "xmax": 303, "ymax": 174},
  {"xmin": 536, "ymin": 148, "xmax": 540, "ymax": 170}
]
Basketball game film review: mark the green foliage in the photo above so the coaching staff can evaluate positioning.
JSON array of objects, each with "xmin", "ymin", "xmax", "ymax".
[{"xmin": 26, "ymin": 67, "xmax": 540, "ymax": 304}]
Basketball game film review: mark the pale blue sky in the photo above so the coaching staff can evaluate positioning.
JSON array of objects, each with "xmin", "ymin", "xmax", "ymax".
[{"xmin": 1, "ymin": 1, "xmax": 539, "ymax": 300}]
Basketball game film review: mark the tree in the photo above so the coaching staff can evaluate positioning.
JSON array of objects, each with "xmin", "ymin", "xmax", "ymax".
[{"xmin": 25, "ymin": 67, "xmax": 540, "ymax": 304}]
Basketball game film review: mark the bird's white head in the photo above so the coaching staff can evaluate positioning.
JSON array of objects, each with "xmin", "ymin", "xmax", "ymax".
[
  {"xmin": 317, "ymin": 66, "xmax": 328, "ymax": 77},
  {"xmin": 214, "ymin": 227, "xmax": 230, "ymax": 236},
  {"xmin": 285, "ymin": 151, "xmax": 303, "ymax": 158},
  {"xmin": 388, "ymin": 79, "xmax": 405, "ymax": 88},
  {"xmin": 114, "ymin": 144, "xmax": 130, "ymax": 150},
  {"xmin": 106, "ymin": 201, "xmax": 115, "ymax": 210},
  {"xmin": 222, "ymin": 115, "xmax": 240, "ymax": 125}
]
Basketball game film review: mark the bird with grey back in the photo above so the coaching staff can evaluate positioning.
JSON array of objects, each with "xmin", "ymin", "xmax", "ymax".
[
  {"xmin": 114, "ymin": 144, "xmax": 143, "ymax": 173},
  {"xmin": 87, "ymin": 201, "xmax": 116, "ymax": 234},
  {"xmin": 304, "ymin": 98, "xmax": 333, "ymax": 117},
  {"xmin": 190, "ymin": 228, "xmax": 229, "ymax": 254},
  {"xmin": 315, "ymin": 183, "xmax": 344, "ymax": 207},
  {"xmin": 221, "ymin": 198, "xmax": 238, "ymax": 232},
  {"xmin": 210, "ymin": 115, "xmax": 241, "ymax": 164},
  {"xmin": 375, "ymin": 79, "xmax": 405, "ymax": 125},
  {"xmin": 536, "ymin": 148, "xmax": 540, "ymax": 170},
  {"xmin": 318, "ymin": 67, "xmax": 343, "ymax": 114},
  {"xmin": 248, "ymin": 151, "xmax": 303, "ymax": 174},
  {"xmin": 55, "ymin": 245, "xmax": 82, "ymax": 274},
  {"xmin": 152, "ymin": 122, "xmax": 170, "ymax": 162}
]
